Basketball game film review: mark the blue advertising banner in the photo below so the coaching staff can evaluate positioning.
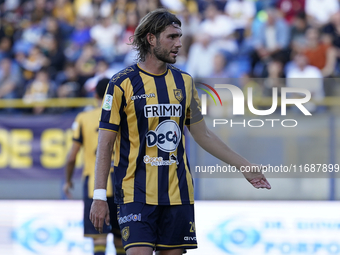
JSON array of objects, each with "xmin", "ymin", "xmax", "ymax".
[{"xmin": 0, "ymin": 114, "xmax": 83, "ymax": 179}]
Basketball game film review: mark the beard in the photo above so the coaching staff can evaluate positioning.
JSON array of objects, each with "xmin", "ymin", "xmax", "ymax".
[{"xmin": 153, "ymin": 40, "xmax": 176, "ymax": 64}]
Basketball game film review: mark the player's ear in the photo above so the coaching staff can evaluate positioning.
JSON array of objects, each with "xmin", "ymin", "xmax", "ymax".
[{"xmin": 147, "ymin": 33, "xmax": 156, "ymax": 47}]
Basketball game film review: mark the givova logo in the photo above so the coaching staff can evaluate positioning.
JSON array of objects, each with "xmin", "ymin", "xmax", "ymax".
[{"xmin": 208, "ymin": 218, "xmax": 260, "ymax": 254}]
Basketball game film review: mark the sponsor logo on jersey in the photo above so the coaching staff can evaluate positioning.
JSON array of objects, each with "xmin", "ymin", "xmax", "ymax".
[
  {"xmin": 184, "ymin": 236, "xmax": 197, "ymax": 241},
  {"xmin": 143, "ymin": 154, "xmax": 178, "ymax": 166},
  {"xmin": 131, "ymin": 93, "xmax": 155, "ymax": 101},
  {"xmin": 146, "ymin": 120, "xmax": 181, "ymax": 152},
  {"xmin": 144, "ymin": 104, "xmax": 182, "ymax": 118},
  {"xmin": 103, "ymin": 94, "xmax": 113, "ymax": 111},
  {"xmin": 118, "ymin": 213, "xmax": 141, "ymax": 225}
]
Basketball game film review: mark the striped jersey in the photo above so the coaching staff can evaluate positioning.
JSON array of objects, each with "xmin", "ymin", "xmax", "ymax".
[
  {"xmin": 72, "ymin": 107, "xmax": 114, "ymax": 198},
  {"xmin": 99, "ymin": 63, "xmax": 203, "ymax": 205}
]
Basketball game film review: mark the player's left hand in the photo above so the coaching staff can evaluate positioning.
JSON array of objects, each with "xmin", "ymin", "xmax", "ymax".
[
  {"xmin": 90, "ymin": 199, "xmax": 110, "ymax": 233},
  {"xmin": 242, "ymin": 164, "xmax": 271, "ymax": 189},
  {"xmin": 63, "ymin": 181, "xmax": 73, "ymax": 199}
]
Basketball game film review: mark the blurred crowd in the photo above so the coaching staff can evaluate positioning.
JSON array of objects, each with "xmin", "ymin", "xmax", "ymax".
[{"xmin": 1, "ymin": 0, "xmax": 340, "ymax": 114}]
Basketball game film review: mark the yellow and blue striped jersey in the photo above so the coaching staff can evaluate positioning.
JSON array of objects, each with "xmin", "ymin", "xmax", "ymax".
[
  {"xmin": 72, "ymin": 107, "xmax": 114, "ymax": 198},
  {"xmin": 99, "ymin": 64, "xmax": 203, "ymax": 205}
]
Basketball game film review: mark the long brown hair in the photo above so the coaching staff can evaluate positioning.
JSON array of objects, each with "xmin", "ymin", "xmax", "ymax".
[{"xmin": 130, "ymin": 9, "xmax": 181, "ymax": 62}]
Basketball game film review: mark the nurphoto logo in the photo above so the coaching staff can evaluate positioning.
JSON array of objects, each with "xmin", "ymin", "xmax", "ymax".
[{"xmin": 197, "ymin": 83, "xmax": 312, "ymax": 128}]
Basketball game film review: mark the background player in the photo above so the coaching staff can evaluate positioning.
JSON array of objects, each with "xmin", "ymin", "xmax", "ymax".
[
  {"xmin": 90, "ymin": 9, "xmax": 271, "ymax": 255},
  {"xmin": 63, "ymin": 78, "xmax": 126, "ymax": 255}
]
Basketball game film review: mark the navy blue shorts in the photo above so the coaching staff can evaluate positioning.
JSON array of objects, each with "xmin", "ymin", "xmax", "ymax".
[
  {"xmin": 117, "ymin": 202, "xmax": 197, "ymax": 251},
  {"xmin": 83, "ymin": 176, "xmax": 120, "ymax": 237}
]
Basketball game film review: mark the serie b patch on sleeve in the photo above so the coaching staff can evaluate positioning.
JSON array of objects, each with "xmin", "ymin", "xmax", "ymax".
[{"xmin": 103, "ymin": 94, "xmax": 113, "ymax": 111}]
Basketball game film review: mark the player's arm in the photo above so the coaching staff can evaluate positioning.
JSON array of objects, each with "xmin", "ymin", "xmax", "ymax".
[
  {"xmin": 187, "ymin": 119, "xmax": 271, "ymax": 189},
  {"xmin": 90, "ymin": 129, "xmax": 117, "ymax": 233},
  {"xmin": 63, "ymin": 141, "xmax": 81, "ymax": 198},
  {"xmin": 94, "ymin": 129, "xmax": 117, "ymax": 190}
]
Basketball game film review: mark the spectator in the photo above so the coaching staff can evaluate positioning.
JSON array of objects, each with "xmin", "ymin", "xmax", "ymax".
[
  {"xmin": 263, "ymin": 60, "xmax": 285, "ymax": 97},
  {"xmin": 91, "ymin": 0, "xmax": 113, "ymax": 20},
  {"xmin": 200, "ymin": 3, "xmax": 235, "ymax": 40},
  {"xmin": 303, "ymin": 27, "xmax": 337, "ymax": 77},
  {"xmin": 178, "ymin": 7, "xmax": 200, "ymax": 58},
  {"xmin": 224, "ymin": 0, "xmax": 256, "ymax": 46},
  {"xmin": 20, "ymin": 12, "xmax": 44, "ymax": 45},
  {"xmin": 286, "ymin": 53, "xmax": 324, "ymax": 113},
  {"xmin": 251, "ymin": 8, "xmax": 290, "ymax": 76},
  {"xmin": 200, "ymin": 3, "xmax": 237, "ymax": 54},
  {"xmin": 277, "ymin": 0, "xmax": 305, "ymax": 24},
  {"xmin": 53, "ymin": 0, "xmax": 76, "ymax": 25},
  {"xmin": 116, "ymin": 10, "xmax": 139, "ymax": 59},
  {"xmin": 42, "ymin": 17, "xmax": 63, "ymax": 44},
  {"xmin": 75, "ymin": 44, "xmax": 98, "ymax": 86},
  {"xmin": 0, "ymin": 58, "xmax": 22, "ymax": 99},
  {"xmin": 209, "ymin": 53, "xmax": 229, "ymax": 78},
  {"xmin": 23, "ymin": 69, "xmax": 56, "ymax": 114},
  {"xmin": 56, "ymin": 62, "xmax": 83, "ymax": 98},
  {"xmin": 21, "ymin": 0, "xmax": 54, "ymax": 21},
  {"xmin": 84, "ymin": 59, "xmax": 112, "ymax": 96},
  {"xmin": 70, "ymin": 18, "xmax": 92, "ymax": 48},
  {"xmin": 136, "ymin": 0, "xmax": 161, "ymax": 19},
  {"xmin": 16, "ymin": 46, "xmax": 49, "ymax": 82},
  {"xmin": 186, "ymin": 33, "xmax": 218, "ymax": 78},
  {"xmin": 323, "ymin": 11, "xmax": 340, "ymax": 58},
  {"xmin": 90, "ymin": 16, "xmax": 122, "ymax": 62},
  {"xmin": 39, "ymin": 35, "xmax": 66, "ymax": 78},
  {"xmin": 305, "ymin": 0, "xmax": 339, "ymax": 27},
  {"xmin": 0, "ymin": 37, "xmax": 13, "ymax": 60},
  {"xmin": 290, "ymin": 12, "xmax": 309, "ymax": 52}
]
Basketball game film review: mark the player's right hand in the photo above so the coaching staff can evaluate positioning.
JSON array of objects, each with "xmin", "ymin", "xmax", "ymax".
[
  {"xmin": 63, "ymin": 181, "xmax": 73, "ymax": 199},
  {"xmin": 90, "ymin": 200, "xmax": 110, "ymax": 234}
]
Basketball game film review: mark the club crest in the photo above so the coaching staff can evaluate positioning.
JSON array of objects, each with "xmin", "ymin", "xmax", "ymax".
[
  {"xmin": 174, "ymin": 89, "xmax": 183, "ymax": 102},
  {"xmin": 122, "ymin": 226, "xmax": 130, "ymax": 241}
]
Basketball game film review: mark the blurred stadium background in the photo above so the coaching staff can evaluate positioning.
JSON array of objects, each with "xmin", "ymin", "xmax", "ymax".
[{"xmin": 1, "ymin": 0, "xmax": 340, "ymax": 254}]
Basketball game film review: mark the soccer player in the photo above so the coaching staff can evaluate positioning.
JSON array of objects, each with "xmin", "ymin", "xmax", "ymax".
[
  {"xmin": 63, "ymin": 78, "xmax": 126, "ymax": 255},
  {"xmin": 90, "ymin": 9, "xmax": 271, "ymax": 255}
]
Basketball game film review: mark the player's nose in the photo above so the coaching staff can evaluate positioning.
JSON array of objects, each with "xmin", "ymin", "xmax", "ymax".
[{"xmin": 175, "ymin": 37, "xmax": 182, "ymax": 48}]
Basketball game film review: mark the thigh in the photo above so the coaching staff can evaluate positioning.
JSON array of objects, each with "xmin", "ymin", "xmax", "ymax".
[
  {"xmin": 108, "ymin": 196, "xmax": 121, "ymax": 237},
  {"xmin": 126, "ymin": 246, "xmax": 154, "ymax": 255},
  {"xmin": 118, "ymin": 202, "xmax": 159, "ymax": 251},
  {"xmin": 155, "ymin": 204, "xmax": 197, "ymax": 251}
]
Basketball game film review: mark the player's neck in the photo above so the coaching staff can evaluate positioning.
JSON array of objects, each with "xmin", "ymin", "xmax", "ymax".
[{"xmin": 139, "ymin": 55, "xmax": 167, "ymax": 75}]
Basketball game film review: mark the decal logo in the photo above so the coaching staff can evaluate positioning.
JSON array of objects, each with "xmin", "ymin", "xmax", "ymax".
[{"xmin": 146, "ymin": 120, "xmax": 181, "ymax": 152}]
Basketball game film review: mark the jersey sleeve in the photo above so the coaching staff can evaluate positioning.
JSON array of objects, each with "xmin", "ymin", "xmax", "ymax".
[
  {"xmin": 72, "ymin": 113, "xmax": 83, "ymax": 144},
  {"xmin": 99, "ymin": 79, "xmax": 126, "ymax": 132},
  {"xmin": 185, "ymin": 78, "xmax": 203, "ymax": 126}
]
